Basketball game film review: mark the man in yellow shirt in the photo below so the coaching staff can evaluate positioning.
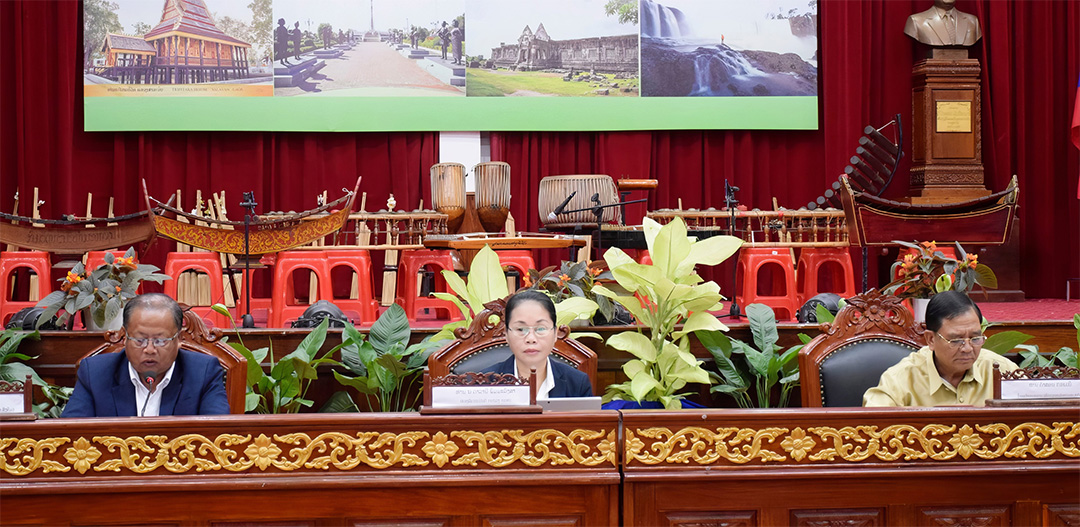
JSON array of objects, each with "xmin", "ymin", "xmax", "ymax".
[{"xmin": 864, "ymin": 291, "xmax": 1017, "ymax": 407}]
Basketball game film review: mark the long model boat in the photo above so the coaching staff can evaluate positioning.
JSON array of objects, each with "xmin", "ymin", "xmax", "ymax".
[
  {"xmin": 142, "ymin": 178, "xmax": 360, "ymax": 255},
  {"xmin": 0, "ymin": 210, "xmax": 157, "ymax": 254},
  {"xmin": 839, "ymin": 175, "xmax": 1019, "ymax": 246}
]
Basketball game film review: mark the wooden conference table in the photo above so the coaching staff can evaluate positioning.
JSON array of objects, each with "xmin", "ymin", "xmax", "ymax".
[{"xmin": 2, "ymin": 406, "xmax": 1077, "ymax": 526}]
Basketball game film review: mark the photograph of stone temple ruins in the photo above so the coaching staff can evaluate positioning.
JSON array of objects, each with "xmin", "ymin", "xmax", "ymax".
[
  {"xmin": 83, "ymin": 0, "xmax": 273, "ymax": 89},
  {"xmin": 640, "ymin": 0, "xmax": 818, "ymax": 97},
  {"xmin": 466, "ymin": 0, "xmax": 639, "ymax": 97}
]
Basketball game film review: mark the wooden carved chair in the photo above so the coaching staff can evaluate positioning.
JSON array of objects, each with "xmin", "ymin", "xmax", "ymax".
[
  {"xmin": 427, "ymin": 298, "xmax": 599, "ymax": 396},
  {"xmin": 798, "ymin": 289, "xmax": 925, "ymax": 407},
  {"xmin": 79, "ymin": 307, "xmax": 247, "ymax": 414}
]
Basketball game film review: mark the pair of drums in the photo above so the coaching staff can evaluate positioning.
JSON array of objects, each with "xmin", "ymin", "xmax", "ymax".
[{"xmin": 430, "ymin": 162, "xmax": 620, "ymax": 233}]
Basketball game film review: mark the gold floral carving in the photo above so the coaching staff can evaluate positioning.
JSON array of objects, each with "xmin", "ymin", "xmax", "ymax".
[
  {"xmin": 625, "ymin": 422, "xmax": 1080, "ymax": 465},
  {"xmin": 2, "ymin": 428, "xmax": 615, "ymax": 477}
]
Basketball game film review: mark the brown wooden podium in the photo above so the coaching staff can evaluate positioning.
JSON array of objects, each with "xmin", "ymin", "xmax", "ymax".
[{"xmin": 910, "ymin": 50, "xmax": 990, "ymax": 204}]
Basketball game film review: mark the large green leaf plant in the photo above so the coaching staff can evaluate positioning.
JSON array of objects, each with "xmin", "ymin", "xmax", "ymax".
[
  {"xmin": 593, "ymin": 217, "xmax": 743, "ymax": 409},
  {"xmin": 328, "ymin": 303, "xmax": 434, "ymax": 412},
  {"xmin": 429, "ymin": 245, "xmax": 599, "ymax": 345},
  {"xmin": 0, "ymin": 328, "xmax": 71, "ymax": 417}
]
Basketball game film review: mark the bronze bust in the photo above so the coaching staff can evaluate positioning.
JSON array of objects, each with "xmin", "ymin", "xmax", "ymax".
[{"xmin": 904, "ymin": 0, "xmax": 982, "ymax": 47}]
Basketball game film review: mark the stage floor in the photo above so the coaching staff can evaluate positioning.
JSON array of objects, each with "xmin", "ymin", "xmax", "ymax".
[{"xmin": 978, "ymin": 299, "xmax": 1080, "ymax": 322}]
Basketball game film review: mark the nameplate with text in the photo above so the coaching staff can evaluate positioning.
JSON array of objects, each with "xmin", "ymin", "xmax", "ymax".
[
  {"xmin": 936, "ymin": 101, "xmax": 972, "ymax": 132},
  {"xmin": 431, "ymin": 385, "xmax": 532, "ymax": 408},
  {"xmin": 0, "ymin": 393, "xmax": 25, "ymax": 414},
  {"xmin": 1000, "ymin": 379, "xmax": 1080, "ymax": 400}
]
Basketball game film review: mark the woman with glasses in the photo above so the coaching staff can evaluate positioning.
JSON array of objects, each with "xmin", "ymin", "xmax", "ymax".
[
  {"xmin": 864, "ymin": 290, "xmax": 1017, "ymax": 407},
  {"xmin": 62, "ymin": 293, "xmax": 229, "ymax": 417},
  {"xmin": 485, "ymin": 290, "xmax": 593, "ymax": 399}
]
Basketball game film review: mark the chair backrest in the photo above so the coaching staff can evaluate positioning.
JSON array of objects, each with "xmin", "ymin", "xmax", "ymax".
[
  {"xmin": 427, "ymin": 297, "xmax": 598, "ymax": 395},
  {"xmin": 80, "ymin": 307, "xmax": 247, "ymax": 413},
  {"xmin": 798, "ymin": 289, "xmax": 925, "ymax": 407}
]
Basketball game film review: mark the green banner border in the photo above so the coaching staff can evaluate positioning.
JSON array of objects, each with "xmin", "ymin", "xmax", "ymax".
[{"xmin": 84, "ymin": 95, "xmax": 818, "ymax": 132}]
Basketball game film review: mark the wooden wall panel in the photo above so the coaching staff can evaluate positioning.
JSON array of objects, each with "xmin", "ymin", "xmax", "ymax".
[
  {"xmin": 663, "ymin": 510, "xmax": 757, "ymax": 527},
  {"xmin": 916, "ymin": 506, "xmax": 1010, "ymax": 527},
  {"xmin": 790, "ymin": 508, "xmax": 882, "ymax": 527}
]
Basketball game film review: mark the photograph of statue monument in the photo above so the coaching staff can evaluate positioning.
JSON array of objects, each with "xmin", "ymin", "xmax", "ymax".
[
  {"xmin": 466, "ymin": 0, "xmax": 639, "ymax": 97},
  {"xmin": 83, "ymin": 0, "xmax": 273, "ymax": 94},
  {"xmin": 272, "ymin": 0, "xmax": 464, "ymax": 97},
  {"xmin": 640, "ymin": 0, "xmax": 818, "ymax": 97}
]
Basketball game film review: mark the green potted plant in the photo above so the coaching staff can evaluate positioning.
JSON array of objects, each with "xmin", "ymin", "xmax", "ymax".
[
  {"xmin": 36, "ymin": 247, "xmax": 171, "ymax": 330},
  {"xmin": 0, "ymin": 328, "xmax": 71, "ymax": 417},
  {"xmin": 527, "ymin": 260, "xmax": 632, "ymax": 326},
  {"xmin": 326, "ymin": 303, "xmax": 435, "ymax": 412},
  {"xmin": 883, "ymin": 240, "xmax": 998, "ymax": 320},
  {"xmin": 593, "ymin": 217, "xmax": 744, "ymax": 409}
]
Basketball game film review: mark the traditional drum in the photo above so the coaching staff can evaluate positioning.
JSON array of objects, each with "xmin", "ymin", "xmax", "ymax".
[
  {"xmin": 538, "ymin": 174, "xmax": 621, "ymax": 228},
  {"xmin": 473, "ymin": 161, "xmax": 511, "ymax": 233},
  {"xmin": 430, "ymin": 163, "xmax": 466, "ymax": 233}
]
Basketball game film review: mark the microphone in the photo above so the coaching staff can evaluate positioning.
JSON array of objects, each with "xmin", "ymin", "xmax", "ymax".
[
  {"xmin": 140, "ymin": 371, "xmax": 157, "ymax": 417},
  {"xmin": 547, "ymin": 191, "xmax": 577, "ymax": 222}
]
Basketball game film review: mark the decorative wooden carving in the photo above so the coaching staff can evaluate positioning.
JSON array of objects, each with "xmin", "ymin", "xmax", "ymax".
[
  {"xmin": 82, "ymin": 306, "xmax": 247, "ymax": 413},
  {"xmin": 790, "ymin": 509, "xmax": 882, "ymax": 527},
  {"xmin": 999, "ymin": 366, "xmax": 1080, "ymax": 381},
  {"xmin": 916, "ymin": 506, "xmax": 1009, "ymax": 527},
  {"xmin": 1045, "ymin": 504, "xmax": 1080, "ymax": 527},
  {"xmin": 430, "ymin": 372, "xmax": 529, "ymax": 387},
  {"xmin": 798, "ymin": 289, "xmax": 925, "ymax": 407},
  {"xmin": 664, "ymin": 510, "xmax": 757, "ymax": 527}
]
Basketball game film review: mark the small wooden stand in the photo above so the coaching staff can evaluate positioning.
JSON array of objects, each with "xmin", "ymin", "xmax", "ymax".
[
  {"xmin": 420, "ymin": 371, "xmax": 541, "ymax": 415},
  {"xmin": 909, "ymin": 49, "xmax": 989, "ymax": 203}
]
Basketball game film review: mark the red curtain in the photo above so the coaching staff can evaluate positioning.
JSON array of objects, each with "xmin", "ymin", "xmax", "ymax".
[{"xmin": 2, "ymin": 0, "xmax": 1078, "ymax": 299}]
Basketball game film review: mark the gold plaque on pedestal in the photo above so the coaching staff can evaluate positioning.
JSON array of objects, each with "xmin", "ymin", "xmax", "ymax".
[{"xmin": 936, "ymin": 101, "xmax": 972, "ymax": 133}]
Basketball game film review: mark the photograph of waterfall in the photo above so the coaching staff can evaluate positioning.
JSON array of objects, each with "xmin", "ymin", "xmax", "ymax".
[{"xmin": 640, "ymin": 0, "xmax": 818, "ymax": 97}]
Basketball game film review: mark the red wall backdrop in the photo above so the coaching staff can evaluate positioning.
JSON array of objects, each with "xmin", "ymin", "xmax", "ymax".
[{"xmin": 1, "ymin": 0, "xmax": 1078, "ymax": 299}]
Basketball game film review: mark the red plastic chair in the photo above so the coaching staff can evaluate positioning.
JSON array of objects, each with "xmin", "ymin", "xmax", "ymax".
[
  {"xmin": 736, "ymin": 247, "xmax": 799, "ymax": 321},
  {"xmin": 0, "ymin": 251, "xmax": 52, "ymax": 327},
  {"xmin": 270, "ymin": 251, "xmax": 334, "ymax": 328},
  {"xmin": 797, "ymin": 247, "xmax": 857, "ymax": 304},
  {"xmin": 163, "ymin": 252, "xmax": 229, "ymax": 329},
  {"xmin": 397, "ymin": 249, "xmax": 462, "ymax": 321},
  {"xmin": 325, "ymin": 249, "xmax": 378, "ymax": 325}
]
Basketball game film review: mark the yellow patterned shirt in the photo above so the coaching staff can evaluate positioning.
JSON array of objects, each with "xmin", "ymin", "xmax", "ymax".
[{"xmin": 863, "ymin": 346, "xmax": 1018, "ymax": 407}]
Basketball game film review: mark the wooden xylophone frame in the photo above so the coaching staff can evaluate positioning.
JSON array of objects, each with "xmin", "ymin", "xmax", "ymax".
[{"xmin": 646, "ymin": 208, "xmax": 849, "ymax": 248}]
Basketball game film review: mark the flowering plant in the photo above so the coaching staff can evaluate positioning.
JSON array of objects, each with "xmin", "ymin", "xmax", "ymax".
[
  {"xmin": 882, "ymin": 240, "xmax": 997, "ymax": 299},
  {"xmin": 35, "ymin": 247, "xmax": 171, "ymax": 329},
  {"xmin": 527, "ymin": 260, "xmax": 619, "ymax": 324}
]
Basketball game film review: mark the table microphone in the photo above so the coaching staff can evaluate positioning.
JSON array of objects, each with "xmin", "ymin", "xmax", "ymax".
[
  {"xmin": 140, "ymin": 371, "xmax": 157, "ymax": 417},
  {"xmin": 547, "ymin": 191, "xmax": 577, "ymax": 222}
]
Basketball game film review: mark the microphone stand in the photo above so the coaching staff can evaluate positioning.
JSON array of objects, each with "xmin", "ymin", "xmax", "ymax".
[
  {"xmin": 239, "ymin": 192, "xmax": 258, "ymax": 329},
  {"xmin": 724, "ymin": 180, "xmax": 742, "ymax": 319},
  {"xmin": 558, "ymin": 193, "xmax": 647, "ymax": 258}
]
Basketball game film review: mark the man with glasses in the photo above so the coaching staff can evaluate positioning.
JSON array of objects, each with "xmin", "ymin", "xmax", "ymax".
[
  {"xmin": 864, "ymin": 291, "xmax": 1017, "ymax": 407},
  {"xmin": 62, "ymin": 293, "xmax": 229, "ymax": 417}
]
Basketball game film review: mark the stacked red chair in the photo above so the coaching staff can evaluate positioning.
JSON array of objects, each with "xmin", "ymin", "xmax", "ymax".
[
  {"xmin": 397, "ymin": 249, "xmax": 463, "ymax": 322},
  {"xmin": 270, "ymin": 251, "xmax": 334, "ymax": 328},
  {"xmin": 797, "ymin": 248, "xmax": 857, "ymax": 304},
  {"xmin": 325, "ymin": 249, "xmax": 378, "ymax": 325},
  {"xmin": 163, "ymin": 252, "xmax": 229, "ymax": 329},
  {"xmin": 735, "ymin": 247, "xmax": 799, "ymax": 321},
  {"xmin": 0, "ymin": 251, "xmax": 52, "ymax": 327}
]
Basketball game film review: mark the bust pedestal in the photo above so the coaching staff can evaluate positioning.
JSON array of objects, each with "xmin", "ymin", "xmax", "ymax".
[{"xmin": 909, "ymin": 49, "xmax": 988, "ymax": 204}]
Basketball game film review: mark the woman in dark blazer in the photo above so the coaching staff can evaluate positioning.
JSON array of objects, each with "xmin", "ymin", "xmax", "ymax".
[{"xmin": 486, "ymin": 291, "xmax": 592, "ymax": 398}]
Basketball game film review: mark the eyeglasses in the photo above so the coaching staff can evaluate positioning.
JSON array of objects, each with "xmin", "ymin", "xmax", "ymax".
[
  {"xmin": 508, "ymin": 326, "xmax": 554, "ymax": 338},
  {"xmin": 935, "ymin": 333, "xmax": 986, "ymax": 350},
  {"xmin": 126, "ymin": 331, "xmax": 181, "ymax": 349}
]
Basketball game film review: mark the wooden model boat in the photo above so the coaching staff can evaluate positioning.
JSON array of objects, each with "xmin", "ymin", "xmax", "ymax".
[
  {"xmin": 142, "ymin": 178, "xmax": 360, "ymax": 255},
  {"xmin": 0, "ymin": 210, "xmax": 156, "ymax": 254}
]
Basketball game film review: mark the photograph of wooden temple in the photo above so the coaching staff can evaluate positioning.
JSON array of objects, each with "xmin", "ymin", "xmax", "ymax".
[{"xmin": 87, "ymin": 0, "xmax": 261, "ymax": 86}]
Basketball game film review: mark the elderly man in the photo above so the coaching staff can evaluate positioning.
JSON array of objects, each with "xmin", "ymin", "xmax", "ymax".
[
  {"xmin": 864, "ymin": 291, "xmax": 1016, "ymax": 407},
  {"xmin": 904, "ymin": 0, "xmax": 982, "ymax": 47},
  {"xmin": 62, "ymin": 293, "xmax": 229, "ymax": 417}
]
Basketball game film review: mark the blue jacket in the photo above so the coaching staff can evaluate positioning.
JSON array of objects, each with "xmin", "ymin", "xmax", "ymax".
[
  {"xmin": 62, "ymin": 349, "xmax": 230, "ymax": 417},
  {"xmin": 487, "ymin": 356, "xmax": 593, "ymax": 398}
]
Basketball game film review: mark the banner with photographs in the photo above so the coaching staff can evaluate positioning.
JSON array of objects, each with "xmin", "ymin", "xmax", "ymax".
[{"xmin": 83, "ymin": 0, "xmax": 818, "ymax": 131}]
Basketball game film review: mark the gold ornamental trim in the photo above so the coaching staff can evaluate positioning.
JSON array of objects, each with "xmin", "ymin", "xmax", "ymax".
[
  {"xmin": 625, "ymin": 422, "xmax": 1080, "ymax": 466},
  {"xmin": 1, "ymin": 429, "xmax": 616, "ymax": 477}
]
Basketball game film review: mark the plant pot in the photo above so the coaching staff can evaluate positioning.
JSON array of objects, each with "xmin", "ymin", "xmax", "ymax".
[
  {"xmin": 82, "ymin": 309, "xmax": 123, "ymax": 331},
  {"xmin": 911, "ymin": 298, "xmax": 930, "ymax": 324}
]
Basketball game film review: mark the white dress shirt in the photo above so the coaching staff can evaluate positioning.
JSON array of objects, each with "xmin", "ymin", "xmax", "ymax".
[
  {"xmin": 127, "ymin": 361, "xmax": 176, "ymax": 417},
  {"xmin": 513, "ymin": 357, "xmax": 556, "ymax": 400}
]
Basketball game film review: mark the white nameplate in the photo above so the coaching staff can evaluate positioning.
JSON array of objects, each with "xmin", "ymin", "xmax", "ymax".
[
  {"xmin": 430, "ymin": 385, "xmax": 531, "ymax": 408},
  {"xmin": 0, "ymin": 392, "xmax": 25, "ymax": 414},
  {"xmin": 1000, "ymin": 379, "xmax": 1080, "ymax": 400}
]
